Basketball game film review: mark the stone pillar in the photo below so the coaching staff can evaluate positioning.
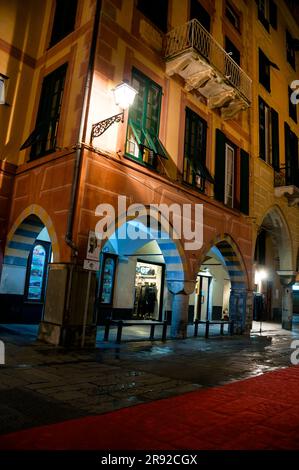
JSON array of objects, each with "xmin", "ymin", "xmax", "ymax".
[
  {"xmin": 167, "ymin": 280, "xmax": 194, "ymax": 339},
  {"xmin": 282, "ymin": 286, "xmax": 293, "ymax": 330},
  {"xmin": 229, "ymin": 288, "xmax": 247, "ymax": 334},
  {"xmin": 170, "ymin": 292, "xmax": 190, "ymax": 338},
  {"xmin": 38, "ymin": 263, "xmax": 97, "ymax": 347},
  {"xmin": 277, "ymin": 272, "xmax": 297, "ymax": 331}
]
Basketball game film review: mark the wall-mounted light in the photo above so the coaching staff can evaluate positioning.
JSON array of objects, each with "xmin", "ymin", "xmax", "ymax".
[
  {"xmin": 255, "ymin": 268, "xmax": 268, "ymax": 284},
  {"xmin": 90, "ymin": 81, "xmax": 138, "ymax": 144},
  {"xmin": 0, "ymin": 73, "xmax": 9, "ymax": 105}
]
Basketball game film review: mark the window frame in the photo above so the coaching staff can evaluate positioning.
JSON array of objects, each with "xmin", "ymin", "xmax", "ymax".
[
  {"xmin": 224, "ymin": 143, "xmax": 235, "ymax": 208},
  {"xmin": 225, "ymin": 1, "xmax": 241, "ymax": 32},
  {"xmin": 183, "ymin": 107, "xmax": 210, "ymax": 192},
  {"xmin": 259, "ymin": 48, "xmax": 271, "ymax": 92},
  {"xmin": 30, "ymin": 63, "xmax": 67, "ymax": 160},
  {"xmin": 49, "ymin": 0, "xmax": 78, "ymax": 48},
  {"xmin": 125, "ymin": 69, "xmax": 168, "ymax": 169}
]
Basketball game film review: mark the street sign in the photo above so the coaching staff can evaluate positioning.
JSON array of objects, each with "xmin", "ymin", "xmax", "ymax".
[
  {"xmin": 83, "ymin": 259, "xmax": 100, "ymax": 271},
  {"xmin": 86, "ymin": 230, "xmax": 101, "ymax": 261}
]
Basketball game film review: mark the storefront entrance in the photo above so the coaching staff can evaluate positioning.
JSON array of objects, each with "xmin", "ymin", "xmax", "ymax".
[{"xmin": 133, "ymin": 261, "xmax": 165, "ymax": 321}]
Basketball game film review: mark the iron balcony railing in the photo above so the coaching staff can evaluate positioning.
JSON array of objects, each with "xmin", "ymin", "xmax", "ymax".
[
  {"xmin": 164, "ymin": 19, "xmax": 252, "ymax": 104},
  {"xmin": 274, "ymin": 165, "xmax": 299, "ymax": 187}
]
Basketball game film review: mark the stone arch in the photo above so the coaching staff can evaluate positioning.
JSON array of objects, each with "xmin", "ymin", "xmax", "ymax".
[
  {"xmin": 5, "ymin": 204, "xmax": 60, "ymax": 264},
  {"xmin": 97, "ymin": 203, "xmax": 191, "ymax": 294},
  {"xmin": 195, "ymin": 233, "xmax": 249, "ymax": 332},
  {"xmin": 255, "ymin": 205, "xmax": 293, "ymax": 271}
]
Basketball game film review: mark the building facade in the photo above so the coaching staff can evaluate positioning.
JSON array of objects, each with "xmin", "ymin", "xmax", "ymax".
[{"xmin": 0, "ymin": 0, "xmax": 297, "ymax": 347}]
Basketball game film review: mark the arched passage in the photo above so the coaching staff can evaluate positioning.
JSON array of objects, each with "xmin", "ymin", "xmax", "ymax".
[
  {"xmin": 189, "ymin": 234, "xmax": 249, "ymax": 333},
  {"xmin": 253, "ymin": 206, "xmax": 295, "ymax": 330},
  {"xmin": 95, "ymin": 211, "xmax": 191, "ymax": 337},
  {"xmin": 0, "ymin": 208, "xmax": 58, "ymax": 324}
]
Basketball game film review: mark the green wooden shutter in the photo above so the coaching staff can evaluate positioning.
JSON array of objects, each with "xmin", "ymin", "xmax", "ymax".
[
  {"xmin": 240, "ymin": 149, "xmax": 250, "ymax": 215},
  {"xmin": 271, "ymin": 108, "xmax": 279, "ymax": 171},
  {"xmin": 214, "ymin": 129, "xmax": 226, "ymax": 202}
]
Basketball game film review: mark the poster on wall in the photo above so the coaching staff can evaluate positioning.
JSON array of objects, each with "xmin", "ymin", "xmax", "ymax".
[{"xmin": 86, "ymin": 231, "xmax": 101, "ymax": 261}]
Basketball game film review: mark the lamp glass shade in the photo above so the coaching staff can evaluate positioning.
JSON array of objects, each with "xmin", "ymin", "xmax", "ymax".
[
  {"xmin": 113, "ymin": 82, "xmax": 137, "ymax": 110},
  {"xmin": 0, "ymin": 79, "xmax": 5, "ymax": 105}
]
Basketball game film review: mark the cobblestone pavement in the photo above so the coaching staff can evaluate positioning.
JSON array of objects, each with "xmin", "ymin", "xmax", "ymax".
[{"xmin": 0, "ymin": 322, "xmax": 299, "ymax": 436}]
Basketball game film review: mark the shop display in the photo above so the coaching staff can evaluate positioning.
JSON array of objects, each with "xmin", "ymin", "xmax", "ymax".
[
  {"xmin": 27, "ymin": 245, "xmax": 46, "ymax": 301},
  {"xmin": 134, "ymin": 261, "xmax": 163, "ymax": 320},
  {"xmin": 99, "ymin": 255, "xmax": 117, "ymax": 304}
]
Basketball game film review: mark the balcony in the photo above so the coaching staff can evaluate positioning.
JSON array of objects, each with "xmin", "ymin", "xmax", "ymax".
[
  {"xmin": 164, "ymin": 19, "xmax": 252, "ymax": 119},
  {"xmin": 274, "ymin": 166, "xmax": 299, "ymax": 206}
]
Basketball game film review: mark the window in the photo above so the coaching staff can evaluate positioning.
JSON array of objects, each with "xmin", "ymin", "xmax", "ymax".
[
  {"xmin": 190, "ymin": 0, "xmax": 210, "ymax": 32},
  {"xmin": 259, "ymin": 49, "xmax": 271, "ymax": 91},
  {"xmin": 289, "ymin": 86, "xmax": 297, "ymax": 122},
  {"xmin": 258, "ymin": 0, "xmax": 277, "ymax": 31},
  {"xmin": 183, "ymin": 107, "xmax": 213, "ymax": 191},
  {"xmin": 286, "ymin": 30, "xmax": 296, "ymax": 70},
  {"xmin": 214, "ymin": 129, "xmax": 249, "ymax": 214},
  {"xmin": 259, "ymin": 97, "xmax": 279, "ymax": 169},
  {"xmin": 49, "ymin": 0, "xmax": 78, "ymax": 47},
  {"xmin": 20, "ymin": 64, "xmax": 67, "ymax": 159},
  {"xmin": 225, "ymin": 1, "xmax": 240, "ymax": 32},
  {"xmin": 225, "ymin": 144, "xmax": 235, "ymax": 208},
  {"xmin": 225, "ymin": 37, "xmax": 240, "ymax": 65},
  {"xmin": 125, "ymin": 69, "xmax": 168, "ymax": 168},
  {"xmin": 137, "ymin": 0, "xmax": 168, "ymax": 32},
  {"xmin": 285, "ymin": 123, "xmax": 299, "ymax": 185}
]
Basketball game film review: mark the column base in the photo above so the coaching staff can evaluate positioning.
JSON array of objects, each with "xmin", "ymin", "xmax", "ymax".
[{"xmin": 38, "ymin": 321, "xmax": 97, "ymax": 347}]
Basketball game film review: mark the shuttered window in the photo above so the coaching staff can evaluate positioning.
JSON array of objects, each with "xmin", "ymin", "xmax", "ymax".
[
  {"xmin": 214, "ymin": 129, "xmax": 249, "ymax": 214},
  {"xmin": 20, "ymin": 63, "xmax": 67, "ymax": 159},
  {"xmin": 183, "ymin": 107, "xmax": 213, "ymax": 191},
  {"xmin": 259, "ymin": 96, "xmax": 280, "ymax": 169},
  {"xmin": 126, "ymin": 69, "xmax": 168, "ymax": 169}
]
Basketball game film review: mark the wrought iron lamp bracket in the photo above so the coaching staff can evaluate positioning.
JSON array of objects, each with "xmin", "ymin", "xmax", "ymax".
[{"xmin": 90, "ymin": 110, "xmax": 124, "ymax": 144}]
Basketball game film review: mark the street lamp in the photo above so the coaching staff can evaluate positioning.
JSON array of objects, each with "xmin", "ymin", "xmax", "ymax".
[{"xmin": 90, "ymin": 81, "xmax": 138, "ymax": 144}]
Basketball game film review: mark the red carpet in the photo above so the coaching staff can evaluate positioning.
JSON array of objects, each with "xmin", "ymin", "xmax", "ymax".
[{"xmin": 1, "ymin": 366, "xmax": 299, "ymax": 450}]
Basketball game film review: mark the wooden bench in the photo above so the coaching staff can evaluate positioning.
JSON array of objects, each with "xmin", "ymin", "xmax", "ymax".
[
  {"xmin": 103, "ymin": 319, "xmax": 168, "ymax": 343},
  {"xmin": 193, "ymin": 319, "xmax": 234, "ymax": 339}
]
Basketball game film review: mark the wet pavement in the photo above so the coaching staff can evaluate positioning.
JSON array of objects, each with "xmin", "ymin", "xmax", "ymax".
[{"xmin": 0, "ymin": 321, "xmax": 299, "ymax": 436}]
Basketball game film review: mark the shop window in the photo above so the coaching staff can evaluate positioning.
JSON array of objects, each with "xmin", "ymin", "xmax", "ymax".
[
  {"xmin": 137, "ymin": 0, "xmax": 168, "ymax": 32},
  {"xmin": 125, "ymin": 69, "xmax": 168, "ymax": 168},
  {"xmin": 190, "ymin": 0, "xmax": 211, "ymax": 32},
  {"xmin": 286, "ymin": 30, "xmax": 296, "ymax": 70},
  {"xmin": 183, "ymin": 107, "xmax": 213, "ymax": 192},
  {"xmin": 225, "ymin": 1, "xmax": 240, "ymax": 32},
  {"xmin": 20, "ymin": 63, "xmax": 67, "ymax": 159},
  {"xmin": 24, "ymin": 242, "xmax": 51, "ymax": 302},
  {"xmin": 257, "ymin": 0, "xmax": 277, "ymax": 31},
  {"xmin": 134, "ymin": 261, "xmax": 164, "ymax": 321},
  {"xmin": 259, "ymin": 96, "xmax": 279, "ymax": 169},
  {"xmin": 49, "ymin": 0, "xmax": 78, "ymax": 48}
]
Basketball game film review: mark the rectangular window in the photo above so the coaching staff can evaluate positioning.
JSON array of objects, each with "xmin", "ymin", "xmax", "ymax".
[
  {"xmin": 286, "ymin": 30, "xmax": 296, "ymax": 70},
  {"xmin": 225, "ymin": 1, "xmax": 241, "ymax": 32},
  {"xmin": 137, "ymin": 0, "xmax": 168, "ymax": 32},
  {"xmin": 190, "ymin": 0, "xmax": 210, "ymax": 32},
  {"xmin": 20, "ymin": 64, "xmax": 67, "ymax": 159},
  {"xmin": 225, "ymin": 37, "xmax": 240, "ymax": 65},
  {"xmin": 49, "ymin": 0, "xmax": 78, "ymax": 48},
  {"xmin": 224, "ymin": 144, "xmax": 235, "ymax": 208},
  {"xmin": 183, "ymin": 107, "xmax": 213, "ymax": 191},
  {"xmin": 259, "ymin": 97, "xmax": 280, "ymax": 169},
  {"xmin": 285, "ymin": 123, "xmax": 299, "ymax": 185},
  {"xmin": 125, "ymin": 69, "xmax": 168, "ymax": 168},
  {"xmin": 258, "ymin": 0, "xmax": 277, "ymax": 31},
  {"xmin": 214, "ymin": 129, "xmax": 249, "ymax": 214},
  {"xmin": 259, "ymin": 49, "xmax": 271, "ymax": 92},
  {"xmin": 289, "ymin": 86, "xmax": 297, "ymax": 122}
]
